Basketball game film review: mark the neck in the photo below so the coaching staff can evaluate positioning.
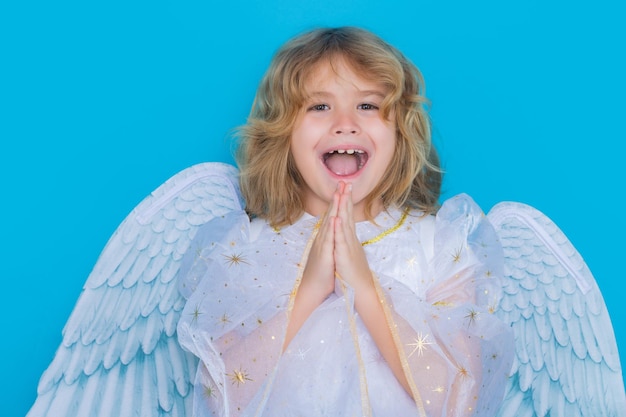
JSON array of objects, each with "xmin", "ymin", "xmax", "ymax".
[{"xmin": 354, "ymin": 200, "xmax": 384, "ymax": 222}]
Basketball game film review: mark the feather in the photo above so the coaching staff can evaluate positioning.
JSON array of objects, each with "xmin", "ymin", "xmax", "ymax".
[
  {"xmin": 27, "ymin": 163, "xmax": 242, "ymax": 417},
  {"xmin": 489, "ymin": 202, "xmax": 626, "ymax": 417}
]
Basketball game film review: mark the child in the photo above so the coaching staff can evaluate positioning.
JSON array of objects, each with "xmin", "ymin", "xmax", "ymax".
[{"xmin": 176, "ymin": 26, "xmax": 514, "ymax": 417}]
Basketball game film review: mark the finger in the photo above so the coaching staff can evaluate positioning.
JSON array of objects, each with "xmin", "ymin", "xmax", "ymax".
[
  {"xmin": 337, "ymin": 182, "xmax": 355, "ymax": 239},
  {"xmin": 316, "ymin": 184, "xmax": 340, "ymax": 238},
  {"xmin": 318, "ymin": 212, "xmax": 334, "ymax": 244},
  {"xmin": 333, "ymin": 206, "xmax": 353, "ymax": 256},
  {"xmin": 344, "ymin": 182, "xmax": 354, "ymax": 230},
  {"xmin": 333, "ymin": 211, "xmax": 371, "ymax": 290},
  {"xmin": 323, "ymin": 186, "xmax": 341, "ymax": 241},
  {"xmin": 336, "ymin": 182, "xmax": 348, "ymax": 219},
  {"xmin": 326, "ymin": 182, "xmax": 341, "ymax": 225},
  {"xmin": 333, "ymin": 215, "xmax": 347, "ymax": 256}
]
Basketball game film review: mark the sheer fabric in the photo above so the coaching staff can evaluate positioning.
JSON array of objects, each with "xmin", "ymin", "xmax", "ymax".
[{"xmin": 177, "ymin": 194, "xmax": 514, "ymax": 416}]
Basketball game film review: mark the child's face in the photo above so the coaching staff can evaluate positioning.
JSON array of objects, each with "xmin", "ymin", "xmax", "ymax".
[{"xmin": 290, "ymin": 58, "xmax": 396, "ymax": 221}]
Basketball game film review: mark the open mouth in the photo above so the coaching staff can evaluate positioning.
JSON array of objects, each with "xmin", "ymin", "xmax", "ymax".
[{"xmin": 322, "ymin": 149, "xmax": 369, "ymax": 176}]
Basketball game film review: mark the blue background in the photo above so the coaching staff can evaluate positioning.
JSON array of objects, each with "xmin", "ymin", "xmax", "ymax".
[{"xmin": 2, "ymin": 1, "xmax": 624, "ymax": 416}]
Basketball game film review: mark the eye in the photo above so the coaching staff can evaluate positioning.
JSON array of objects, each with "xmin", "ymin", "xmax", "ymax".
[
  {"xmin": 308, "ymin": 103, "xmax": 330, "ymax": 111},
  {"xmin": 358, "ymin": 103, "xmax": 379, "ymax": 111}
]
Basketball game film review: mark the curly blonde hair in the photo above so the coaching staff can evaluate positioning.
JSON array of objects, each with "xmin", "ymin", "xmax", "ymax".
[{"xmin": 236, "ymin": 26, "xmax": 442, "ymax": 227}]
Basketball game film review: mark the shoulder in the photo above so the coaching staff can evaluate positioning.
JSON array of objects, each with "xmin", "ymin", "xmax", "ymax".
[
  {"xmin": 178, "ymin": 209, "xmax": 251, "ymax": 298},
  {"xmin": 192, "ymin": 210, "xmax": 252, "ymax": 247},
  {"xmin": 432, "ymin": 193, "xmax": 494, "ymax": 240},
  {"xmin": 403, "ymin": 193, "xmax": 488, "ymax": 245},
  {"xmin": 436, "ymin": 193, "xmax": 485, "ymax": 222},
  {"xmin": 426, "ymin": 194, "xmax": 501, "ymax": 264}
]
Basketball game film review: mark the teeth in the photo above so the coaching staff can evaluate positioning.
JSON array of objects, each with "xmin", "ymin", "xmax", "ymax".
[{"xmin": 327, "ymin": 149, "xmax": 364, "ymax": 154}]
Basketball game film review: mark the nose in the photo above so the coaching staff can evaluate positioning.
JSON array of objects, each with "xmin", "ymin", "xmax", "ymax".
[{"xmin": 332, "ymin": 110, "xmax": 360, "ymax": 135}]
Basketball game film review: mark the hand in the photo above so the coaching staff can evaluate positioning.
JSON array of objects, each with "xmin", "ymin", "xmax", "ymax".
[
  {"xmin": 333, "ymin": 182, "xmax": 375, "ymax": 294},
  {"xmin": 299, "ymin": 186, "xmax": 339, "ymax": 302},
  {"xmin": 284, "ymin": 188, "xmax": 339, "ymax": 349}
]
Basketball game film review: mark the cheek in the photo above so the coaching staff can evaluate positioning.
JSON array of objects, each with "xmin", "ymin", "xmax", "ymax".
[
  {"xmin": 289, "ymin": 145, "xmax": 315, "ymax": 176},
  {"xmin": 290, "ymin": 122, "xmax": 313, "ymax": 147},
  {"xmin": 298, "ymin": 118, "xmax": 325, "ymax": 139},
  {"xmin": 378, "ymin": 128, "xmax": 397, "ymax": 157},
  {"xmin": 377, "ymin": 138, "xmax": 399, "ymax": 178}
]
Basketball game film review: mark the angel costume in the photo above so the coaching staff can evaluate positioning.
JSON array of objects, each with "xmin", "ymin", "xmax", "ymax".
[
  {"xmin": 26, "ymin": 163, "xmax": 625, "ymax": 417},
  {"xmin": 176, "ymin": 194, "xmax": 514, "ymax": 417}
]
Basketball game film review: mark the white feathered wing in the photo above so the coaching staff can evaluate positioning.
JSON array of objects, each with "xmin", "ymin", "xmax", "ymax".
[
  {"xmin": 28, "ymin": 164, "xmax": 626, "ymax": 417},
  {"xmin": 488, "ymin": 202, "xmax": 626, "ymax": 417},
  {"xmin": 27, "ymin": 162, "xmax": 243, "ymax": 417}
]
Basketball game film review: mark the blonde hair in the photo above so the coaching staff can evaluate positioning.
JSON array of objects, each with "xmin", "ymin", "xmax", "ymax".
[{"xmin": 236, "ymin": 26, "xmax": 442, "ymax": 227}]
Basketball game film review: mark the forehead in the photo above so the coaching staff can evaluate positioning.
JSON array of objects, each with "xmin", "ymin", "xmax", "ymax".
[{"xmin": 304, "ymin": 58, "xmax": 387, "ymax": 95}]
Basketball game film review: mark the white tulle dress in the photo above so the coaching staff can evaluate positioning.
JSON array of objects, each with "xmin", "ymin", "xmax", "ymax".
[{"xmin": 176, "ymin": 194, "xmax": 515, "ymax": 417}]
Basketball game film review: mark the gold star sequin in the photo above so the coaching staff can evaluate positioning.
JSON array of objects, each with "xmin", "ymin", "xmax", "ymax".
[
  {"xmin": 190, "ymin": 305, "xmax": 202, "ymax": 322},
  {"xmin": 227, "ymin": 367, "xmax": 253, "ymax": 386},
  {"xmin": 465, "ymin": 308, "xmax": 479, "ymax": 326},
  {"xmin": 203, "ymin": 384, "xmax": 215, "ymax": 398},
  {"xmin": 457, "ymin": 366, "xmax": 469, "ymax": 378},
  {"xmin": 218, "ymin": 313, "xmax": 231, "ymax": 326},
  {"xmin": 406, "ymin": 256, "xmax": 418, "ymax": 270},
  {"xmin": 452, "ymin": 247, "xmax": 462, "ymax": 263},
  {"xmin": 222, "ymin": 252, "xmax": 250, "ymax": 267},
  {"xmin": 407, "ymin": 332, "xmax": 432, "ymax": 357}
]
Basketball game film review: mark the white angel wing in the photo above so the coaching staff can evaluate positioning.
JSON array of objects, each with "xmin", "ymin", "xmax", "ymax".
[
  {"xmin": 488, "ymin": 202, "xmax": 626, "ymax": 417},
  {"xmin": 27, "ymin": 162, "xmax": 244, "ymax": 417}
]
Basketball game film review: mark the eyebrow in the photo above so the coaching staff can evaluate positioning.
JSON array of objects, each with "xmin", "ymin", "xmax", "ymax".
[{"xmin": 306, "ymin": 90, "xmax": 387, "ymax": 100}]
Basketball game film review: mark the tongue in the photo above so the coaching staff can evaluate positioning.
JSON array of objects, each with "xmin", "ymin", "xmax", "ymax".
[{"xmin": 325, "ymin": 153, "xmax": 359, "ymax": 176}]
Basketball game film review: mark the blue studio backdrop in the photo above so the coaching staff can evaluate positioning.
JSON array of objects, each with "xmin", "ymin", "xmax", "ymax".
[{"xmin": 2, "ymin": 1, "xmax": 624, "ymax": 416}]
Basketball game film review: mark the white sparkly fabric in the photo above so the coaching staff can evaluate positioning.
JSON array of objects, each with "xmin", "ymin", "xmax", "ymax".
[{"xmin": 177, "ymin": 194, "xmax": 515, "ymax": 417}]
